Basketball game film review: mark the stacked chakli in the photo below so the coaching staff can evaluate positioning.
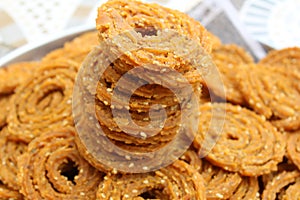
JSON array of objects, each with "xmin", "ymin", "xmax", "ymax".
[{"xmin": 73, "ymin": 0, "xmax": 213, "ymax": 173}]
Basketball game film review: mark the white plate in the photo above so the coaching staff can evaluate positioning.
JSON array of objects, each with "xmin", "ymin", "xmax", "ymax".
[
  {"xmin": 0, "ymin": 25, "xmax": 94, "ymax": 67},
  {"xmin": 240, "ymin": 0, "xmax": 300, "ymax": 49}
]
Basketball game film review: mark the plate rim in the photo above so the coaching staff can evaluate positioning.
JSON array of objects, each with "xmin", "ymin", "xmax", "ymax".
[{"xmin": 0, "ymin": 25, "xmax": 95, "ymax": 67}]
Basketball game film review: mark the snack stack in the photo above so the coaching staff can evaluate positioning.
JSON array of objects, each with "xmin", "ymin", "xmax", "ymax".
[
  {"xmin": 0, "ymin": 0, "xmax": 299, "ymax": 199},
  {"xmin": 73, "ymin": 0, "xmax": 214, "ymax": 172}
]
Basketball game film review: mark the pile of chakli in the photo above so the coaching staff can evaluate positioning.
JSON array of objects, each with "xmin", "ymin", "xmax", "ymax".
[
  {"xmin": 0, "ymin": 62, "xmax": 38, "ymax": 200},
  {"xmin": 74, "ymin": 0, "xmax": 212, "ymax": 175},
  {"xmin": 0, "ymin": 33, "xmax": 105, "ymax": 199},
  {"xmin": 0, "ymin": 0, "xmax": 299, "ymax": 199},
  {"xmin": 199, "ymin": 44, "xmax": 300, "ymax": 199}
]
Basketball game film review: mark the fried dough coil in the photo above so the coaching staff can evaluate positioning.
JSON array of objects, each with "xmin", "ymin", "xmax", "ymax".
[
  {"xmin": 7, "ymin": 60, "xmax": 78, "ymax": 142},
  {"xmin": 18, "ymin": 128, "xmax": 103, "ymax": 200},
  {"xmin": 194, "ymin": 103, "xmax": 286, "ymax": 176}
]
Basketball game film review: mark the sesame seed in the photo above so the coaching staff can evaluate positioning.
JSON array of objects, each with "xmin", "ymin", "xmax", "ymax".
[
  {"xmin": 140, "ymin": 132, "xmax": 147, "ymax": 139},
  {"xmin": 129, "ymin": 163, "xmax": 134, "ymax": 168},
  {"xmin": 143, "ymin": 179, "xmax": 149, "ymax": 184},
  {"xmin": 125, "ymin": 155, "xmax": 131, "ymax": 160},
  {"xmin": 112, "ymin": 168, "xmax": 118, "ymax": 174},
  {"xmin": 132, "ymin": 189, "xmax": 138, "ymax": 193}
]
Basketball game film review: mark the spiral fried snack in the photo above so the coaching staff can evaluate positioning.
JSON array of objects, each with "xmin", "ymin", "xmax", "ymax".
[
  {"xmin": 259, "ymin": 47, "xmax": 300, "ymax": 72},
  {"xmin": 0, "ymin": 128, "xmax": 27, "ymax": 191},
  {"xmin": 18, "ymin": 128, "xmax": 103, "ymax": 200},
  {"xmin": 180, "ymin": 150, "xmax": 247, "ymax": 200},
  {"xmin": 210, "ymin": 44, "xmax": 254, "ymax": 104},
  {"xmin": 230, "ymin": 177, "xmax": 260, "ymax": 200},
  {"xmin": 7, "ymin": 60, "xmax": 78, "ymax": 142},
  {"xmin": 262, "ymin": 170, "xmax": 300, "ymax": 200},
  {"xmin": 194, "ymin": 103, "xmax": 286, "ymax": 176},
  {"xmin": 73, "ymin": 24, "xmax": 217, "ymax": 172},
  {"xmin": 260, "ymin": 156, "xmax": 298, "ymax": 189},
  {"xmin": 0, "ymin": 182, "xmax": 23, "ymax": 200},
  {"xmin": 202, "ymin": 161, "xmax": 244, "ymax": 199},
  {"xmin": 238, "ymin": 64, "xmax": 300, "ymax": 131},
  {"xmin": 287, "ymin": 131, "xmax": 300, "ymax": 170},
  {"xmin": 0, "ymin": 62, "xmax": 38, "ymax": 95},
  {"xmin": 97, "ymin": 0, "xmax": 211, "ymax": 53},
  {"xmin": 43, "ymin": 31, "xmax": 98, "ymax": 65},
  {"xmin": 96, "ymin": 160, "xmax": 206, "ymax": 200}
]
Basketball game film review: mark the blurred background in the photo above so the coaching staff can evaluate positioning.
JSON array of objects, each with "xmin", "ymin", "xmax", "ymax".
[{"xmin": 0, "ymin": 0, "xmax": 299, "ymax": 59}]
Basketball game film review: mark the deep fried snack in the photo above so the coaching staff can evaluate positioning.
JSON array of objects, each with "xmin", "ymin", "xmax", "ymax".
[
  {"xmin": 0, "ymin": 182, "xmax": 23, "ymax": 200},
  {"xmin": 194, "ymin": 103, "xmax": 286, "ymax": 176},
  {"xmin": 74, "ymin": 30, "xmax": 202, "ymax": 172},
  {"xmin": 96, "ymin": 76, "xmax": 182, "ymax": 113},
  {"xmin": 180, "ymin": 150, "xmax": 245, "ymax": 199},
  {"xmin": 230, "ymin": 177, "xmax": 260, "ymax": 200},
  {"xmin": 210, "ymin": 44, "xmax": 254, "ymax": 104},
  {"xmin": 202, "ymin": 161, "xmax": 243, "ymax": 199},
  {"xmin": 97, "ymin": 0, "xmax": 211, "ymax": 53},
  {"xmin": 7, "ymin": 60, "xmax": 78, "ymax": 142},
  {"xmin": 95, "ymin": 99, "xmax": 180, "ymax": 135},
  {"xmin": 0, "ymin": 128, "xmax": 27, "ymax": 191},
  {"xmin": 262, "ymin": 170, "xmax": 300, "ymax": 200},
  {"xmin": 18, "ymin": 128, "xmax": 103, "ymax": 200},
  {"xmin": 0, "ymin": 95, "xmax": 11, "ymax": 128},
  {"xmin": 0, "ymin": 62, "xmax": 38, "ymax": 94},
  {"xmin": 261, "ymin": 157, "xmax": 298, "ymax": 189},
  {"xmin": 96, "ymin": 160, "xmax": 206, "ymax": 200},
  {"xmin": 43, "ymin": 31, "xmax": 98, "ymax": 65},
  {"xmin": 74, "ymin": 99, "xmax": 196, "ymax": 172},
  {"xmin": 259, "ymin": 47, "xmax": 300, "ymax": 72},
  {"xmin": 83, "ymin": 43, "xmax": 202, "ymax": 113},
  {"xmin": 287, "ymin": 131, "xmax": 300, "ymax": 170},
  {"xmin": 99, "ymin": 63, "xmax": 178, "ymax": 100},
  {"xmin": 238, "ymin": 64, "xmax": 300, "ymax": 131}
]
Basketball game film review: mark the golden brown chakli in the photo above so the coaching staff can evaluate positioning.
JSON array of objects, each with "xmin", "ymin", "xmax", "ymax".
[
  {"xmin": 7, "ymin": 60, "xmax": 78, "ymax": 143},
  {"xmin": 193, "ymin": 103, "xmax": 286, "ymax": 176},
  {"xmin": 18, "ymin": 128, "xmax": 104, "ymax": 200},
  {"xmin": 73, "ymin": 0, "xmax": 213, "ymax": 173}
]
